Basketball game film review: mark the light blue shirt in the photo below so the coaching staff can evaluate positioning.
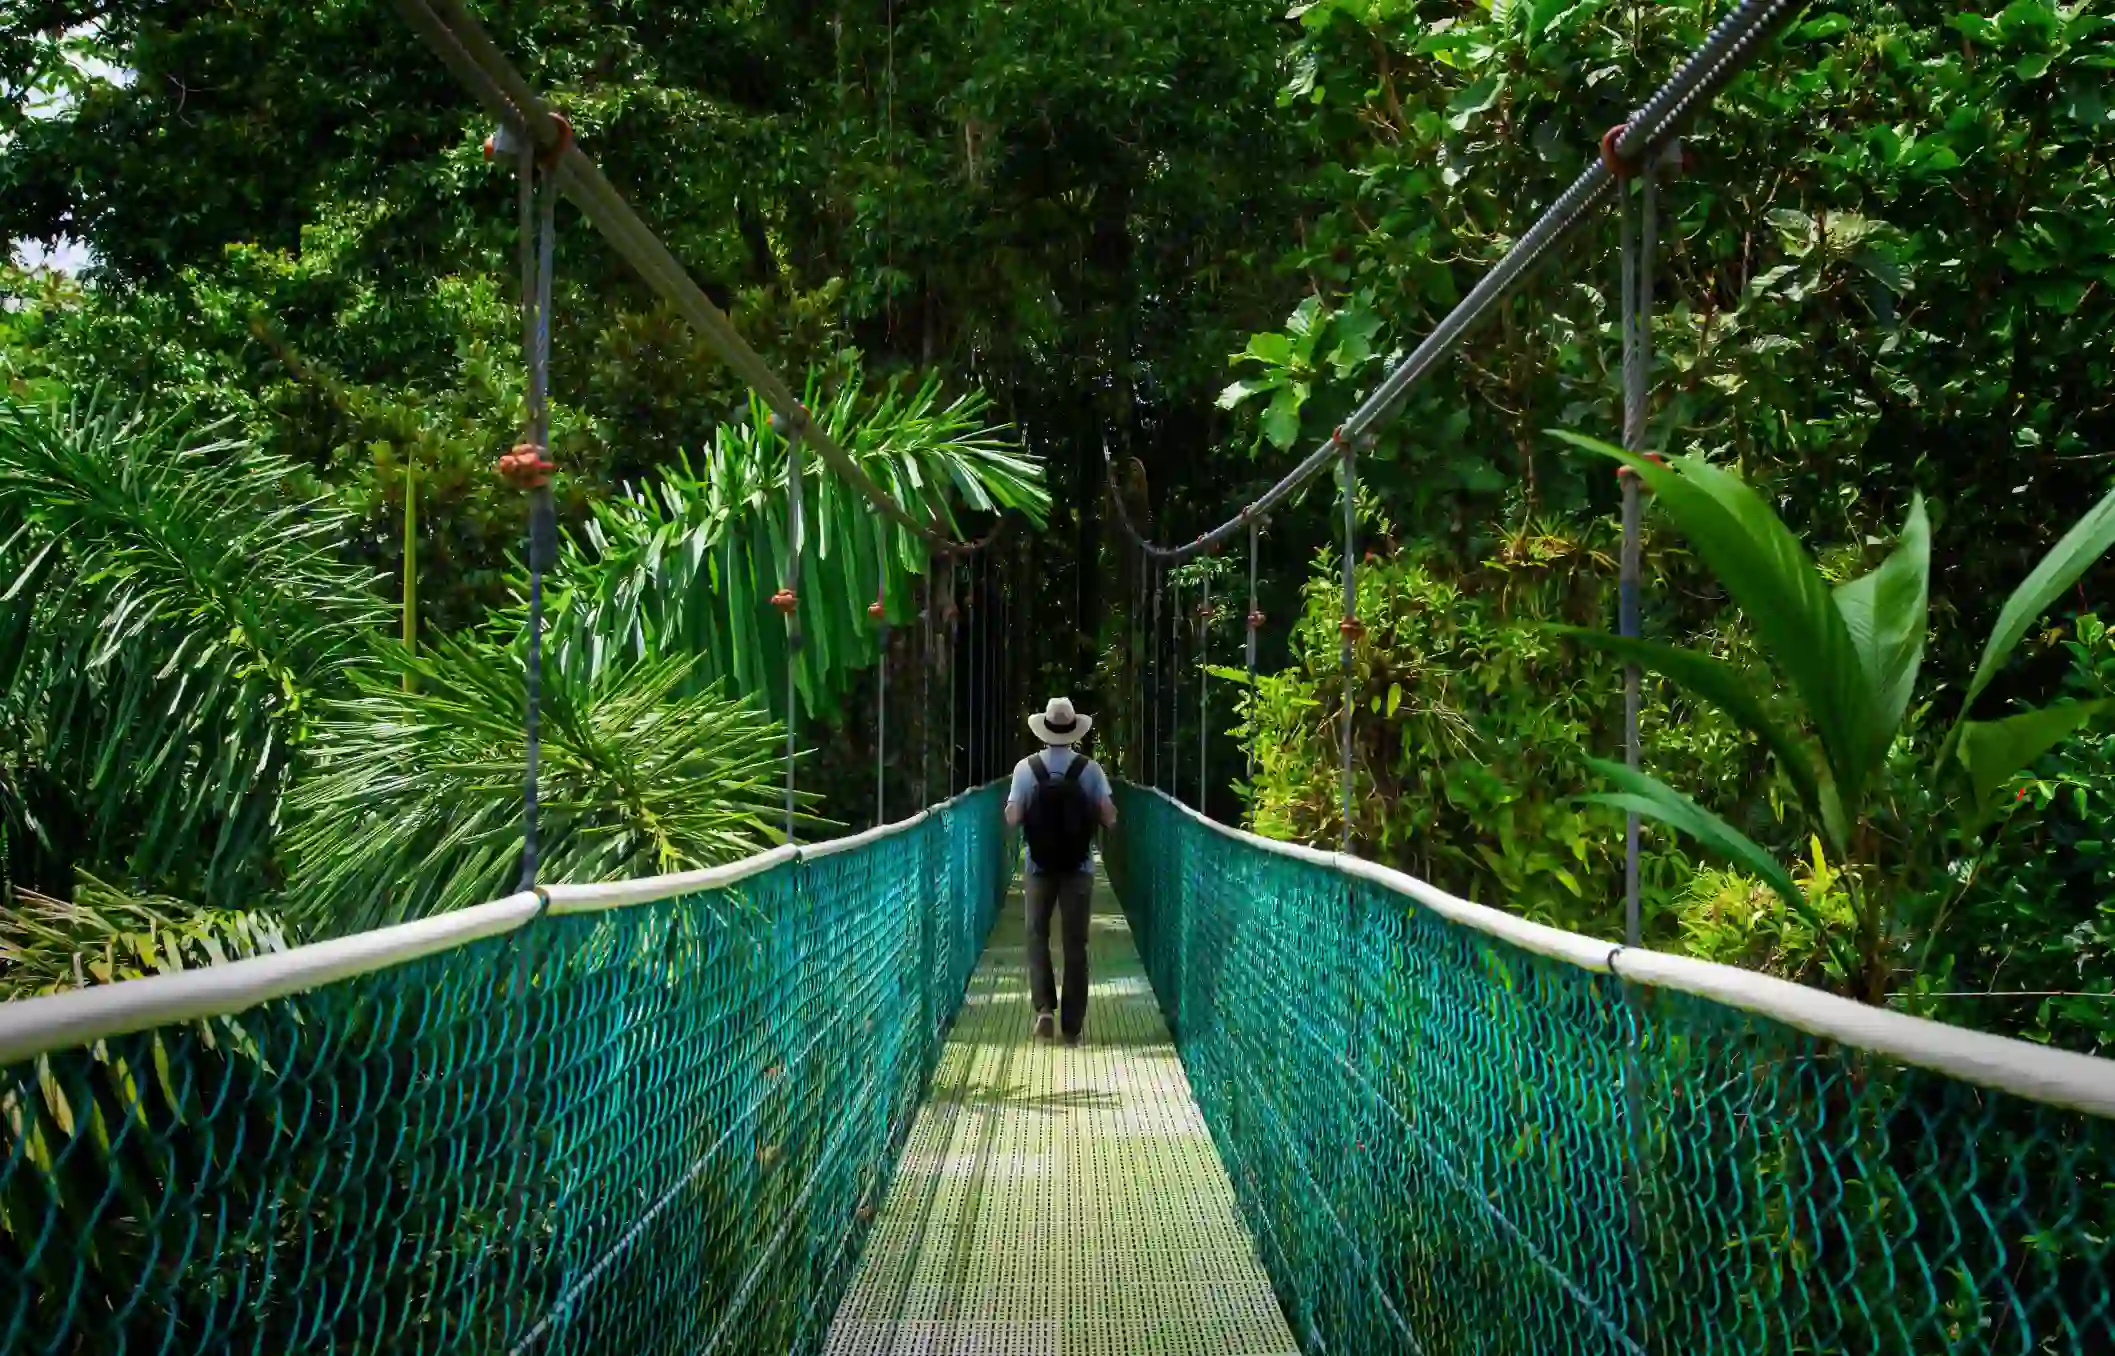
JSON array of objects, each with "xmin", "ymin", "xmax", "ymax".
[{"xmin": 1007, "ymin": 747, "xmax": 1112, "ymax": 875}]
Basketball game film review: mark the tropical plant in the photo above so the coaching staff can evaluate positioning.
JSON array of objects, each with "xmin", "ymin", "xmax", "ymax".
[
  {"xmin": 0, "ymin": 393, "xmax": 385, "ymax": 903},
  {"xmin": 280, "ymin": 637, "xmax": 804, "ymax": 936},
  {"xmin": 1557, "ymin": 433, "xmax": 2115, "ymax": 1002},
  {"xmin": 547, "ymin": 363, "xmax": 1048, "ymax": 721},
  {"xmin": 0, "ymin": 873, "xmax": 292, "ymax": 1001}
]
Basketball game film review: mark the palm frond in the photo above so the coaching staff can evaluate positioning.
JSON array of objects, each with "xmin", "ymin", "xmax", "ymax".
[
  {"xmin": 0, "ymin": 393, "xmax": 386, "ymax": 902},
  {"xmin": 0, "ymin": 873, "xmax": 293, "ymax": 1002},
  {"xmin": 281, "ymin": 636, "xmax": 814, "ymax": 936},
  {"xmin": 544, "ymin": 364, "xmax": 1048, "ymax": 720}
]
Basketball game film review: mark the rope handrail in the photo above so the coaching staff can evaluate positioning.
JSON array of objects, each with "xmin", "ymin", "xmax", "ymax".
[
  {"xmin": 391, "ymin": 0, "xmax": 1009, "ymax": 556},
  {"xmin": 1123, "ymin": 783, "xmax": 2115, "ymax": 1122},
  {"xmin": 0, "ymin": 784, "xmax": 1003, "ymax": 1067},
  {"xmin": 1104, "ymin": 0, "xmax": 1802, "ymax": 564}
]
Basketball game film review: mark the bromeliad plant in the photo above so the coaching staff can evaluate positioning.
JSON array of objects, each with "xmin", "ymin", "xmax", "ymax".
[{"xmin": 1555, "ymin": 433, "xmax": 2115, "ymax": 1003}]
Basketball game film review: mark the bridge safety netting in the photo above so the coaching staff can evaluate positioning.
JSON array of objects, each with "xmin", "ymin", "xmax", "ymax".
[
  {"xmin": 1108, "ymin": 784, "xmax": 2115, "ymax": 1356},
  {"xmin": 0, "ymin": 785, "xmax": 1009, "ymax": 1356}
]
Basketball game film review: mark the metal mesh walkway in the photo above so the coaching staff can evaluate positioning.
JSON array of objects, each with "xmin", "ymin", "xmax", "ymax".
[{"xmin": 824, "ymin": 872, "xmax": 1299, "ymax": 1356}]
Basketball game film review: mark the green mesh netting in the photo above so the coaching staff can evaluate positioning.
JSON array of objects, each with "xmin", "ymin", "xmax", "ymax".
[
  {"xmin": 0, "ymin": 786, "xmax": 1009, "ymax": 1355},
  {"xmin": 1107, "ymin": 785, "xmax": 2115, "ymax": 1356}
]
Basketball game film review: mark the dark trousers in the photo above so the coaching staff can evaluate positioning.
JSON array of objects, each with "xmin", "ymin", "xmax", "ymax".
[{"xmin": 1025, "ymin": 869, "xmax": 1092, "ymax": 1035}]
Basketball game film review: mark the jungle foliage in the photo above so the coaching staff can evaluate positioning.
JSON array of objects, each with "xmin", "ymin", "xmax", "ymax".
[{"xmin": 2, "ymin": 0, "xmax": 2112, "ymax": 1055}]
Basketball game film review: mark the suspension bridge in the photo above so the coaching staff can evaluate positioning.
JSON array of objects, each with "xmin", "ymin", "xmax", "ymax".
[{"xmin": 3, "ymin": 1, "xmax": 2113, "ymax": 1353}]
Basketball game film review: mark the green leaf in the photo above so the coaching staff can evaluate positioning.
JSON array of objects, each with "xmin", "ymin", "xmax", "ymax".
[
  {"xmin": 1216, "ymin": 376, "xmax": 1279, "ymax": 409},
  {"xmin": 1262, "ymin": 385, "xmax": 1305, "ymax": 450},
  {"xmin": 1831, "ymin": 495, "xmax": 1929, "ymax": 784},
  {"xmin": 1241, "ymin": 332, "xmax": 1295, "ymax": 367},
  {"xmin": 1582, "ymin": 759, "xmax": 1803, "ymax": 914},
  {"xmin": 1550, "ymin": 626, "xmax": 1847, "ymax": 850},
  {"xmin": 1956, "ymin": 701, "xmax": 2110, "ymax": 829},
  {"xmin": 1583, "ymin": 759, "xmax": 1857, "ymax": 978},
  {"xmin": 1285, "ymin": 295, "xmax": 1324, "ymax": 340},
  {"xmin": 1956, "ymin": 485, "xmax": 2115, "ymax": 722},
  {"xmin": 1552, "ymin": 431, "xmax": 1877, "ymax": 807}
]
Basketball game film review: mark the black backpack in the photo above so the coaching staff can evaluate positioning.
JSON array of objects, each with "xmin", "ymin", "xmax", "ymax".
[{"xmin": 1023, "ymin": 753, "xmax": 1097, "ymax": 872}]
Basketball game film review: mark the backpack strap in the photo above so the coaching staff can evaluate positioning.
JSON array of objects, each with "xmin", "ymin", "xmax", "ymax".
[
  {"xmin": 1030, "ymin": 753, "xmax": 1054, "ymax": 786},
  {"xmin": 1062, "ymin": 757, "xmax": 1089, "ymax": 785}
]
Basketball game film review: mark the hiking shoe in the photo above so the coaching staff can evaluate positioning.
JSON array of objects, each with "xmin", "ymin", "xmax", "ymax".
[
  {"xmin": 1062, "ymin": 1028, "xmax": 1082, "ymax": 1047},
  {"xmin": 1033, "ymin": 1011, "xmax": 1055, "ymax": 1040}
]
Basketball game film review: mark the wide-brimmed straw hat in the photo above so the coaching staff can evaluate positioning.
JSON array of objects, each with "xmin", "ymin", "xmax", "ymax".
[{"xmin": 1028, "ymin": 696, "xmax": 1092, "ymax": 746}]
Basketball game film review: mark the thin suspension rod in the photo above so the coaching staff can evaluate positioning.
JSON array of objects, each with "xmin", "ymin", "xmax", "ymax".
[
  {"xmin": 1197, "ymin": 573, "xmax": 1209, "ymax": 812},
  {"xmin": 1339, "ymin": 448, "xmax": 1358, "ymax": 852},
  {"xmin": 516, "ymin": 145, "xmax": 557, "ymax": 891},
  {"xmin": 1619, "ymin": 169, "xmax": 1658, "ymax": 948},
  {"xmin": 782, "ymin": 415, "xmax": 804, "ymax": 841},
  {"xmin": 1245, "ymin": 520, "xmax": 1260, "ymax": 796},
  {"xmin": 875, "ymin": 536, "xmax": 888, "ymax": 826}
]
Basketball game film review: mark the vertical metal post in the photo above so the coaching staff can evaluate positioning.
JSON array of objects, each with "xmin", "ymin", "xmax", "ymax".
[
  {"xmin": 1150, "ymin": 565, "xmax": 1163, "ymax": 790},
  {"xmin": 921, "ymin": 562, "xmax": 932, "ymax": 808},
  {"xmin": 875, "ymin": 535, "xmax": 889, "ymax": 826},
  {"xmin": 1245, "ymin": 519, "xmax": 1260, "ymax": 793},
  {"xmin": 517, "ymin": 140, "xmax": 558, "ymax": 891},
  {"xmin": 1619, "ymin": 162, "xmax": 1656, "ymax": 949},
  {"xmin": 1198, "ymin": 572, "xmax": 1209, "ymax": 812},
  {"xmin": 1339, "ymin": 444, "xmax": 1358, "ymax": 852},
  {"xmin": 1170, "ymin": 578, "xmax": 1182, "ymax": 797},
  {"xmin": 781, "ymin": 413, "xmax": 805, "ymax": 841},
  {"xmin": 948, "ymin": 556, "xmax": 958, "ymax": 795}
]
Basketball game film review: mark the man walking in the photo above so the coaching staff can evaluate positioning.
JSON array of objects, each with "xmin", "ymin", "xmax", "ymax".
[{"xmin": 1005, "ymin": 697, "xmax": 1117, "ymax": 1045}]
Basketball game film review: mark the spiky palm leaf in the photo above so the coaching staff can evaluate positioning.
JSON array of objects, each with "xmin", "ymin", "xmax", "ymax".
[
  {"xmin": 0, "ymin": 394, "xmax": 384, "ymax": 903},
  {"xmin": 0, "ymin": 873, "xmax": 292, "ymax": 1002},
  {"xmin": 547, "ymin": 365, "xmax": 1047, "ymax": 720},
  {"xmin": 281, "ymin": 636, "xmax": 809, "ymax": 936}
]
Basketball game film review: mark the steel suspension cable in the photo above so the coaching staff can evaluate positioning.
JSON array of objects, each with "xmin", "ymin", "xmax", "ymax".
[{"xmin": 1099, "ymin": 0, "xmax": 1801, "ymax": 567}]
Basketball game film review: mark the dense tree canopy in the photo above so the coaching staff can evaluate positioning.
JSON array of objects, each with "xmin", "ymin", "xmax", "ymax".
[{"xmin": 3, "ymin": 0, "xmax": 2112, "ymax": 1050}]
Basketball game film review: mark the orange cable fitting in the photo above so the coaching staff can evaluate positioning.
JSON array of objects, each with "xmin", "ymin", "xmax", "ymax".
[
  {"xmin": 537, "ymin": 113, "xmax": 574, "ymax": 169},
  {"xmin": 770, "ymin": 588, "xmax": 798, "ymax": 615},
  {"xmin": 1600, "ymin": 124, "xmax": 1643, "ymax": 179},
  {"xmin": 496, "ymin": 443, "xmax": 554, "ymax": 489},
  {"xmin": 1339, "ymin": 617, "xmax": 1367, "ymax": 641},
  {"xmin": 1247, "ymin": 610, "xmax": 1265, "ymax": 629}
]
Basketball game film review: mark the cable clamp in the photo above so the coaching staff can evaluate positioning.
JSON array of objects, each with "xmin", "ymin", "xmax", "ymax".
[
  {"xmin": 771, "ymin": 588, "xmax": 799, "ymax": 615},
  {"xmin": 1615, "ymin": 452, "xmax": 1668, "ymax": 483},
  {"xmin": 484, "ymin": 113, "xmax": 574, "ymax": 170},
  {"xmin": 1338, "ymin": 616, "xmax": 1367, "ymax": 642},
  {"xmin": 868, "ymin": 600, "xmax": 887, "ymax": 622},
  {"xmin": 1600, "ymin": 124, "xmax": 1644, "ymax": 179},
  {"xmin": 537, "ymin": 113, "xmax": 574, "ymax": 169},
  {"xmin": 1247, "ymin": 609, "xmax": 1265, "ymax": 630},
  {"xmin": 497, "ymin": 443, "xmax": 555, "ymax": 489}
]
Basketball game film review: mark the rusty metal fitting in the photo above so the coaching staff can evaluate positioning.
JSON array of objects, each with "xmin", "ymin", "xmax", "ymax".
[{"xmin": 496, "ymin": 443, "xmax": 554, "ymax": 489}]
